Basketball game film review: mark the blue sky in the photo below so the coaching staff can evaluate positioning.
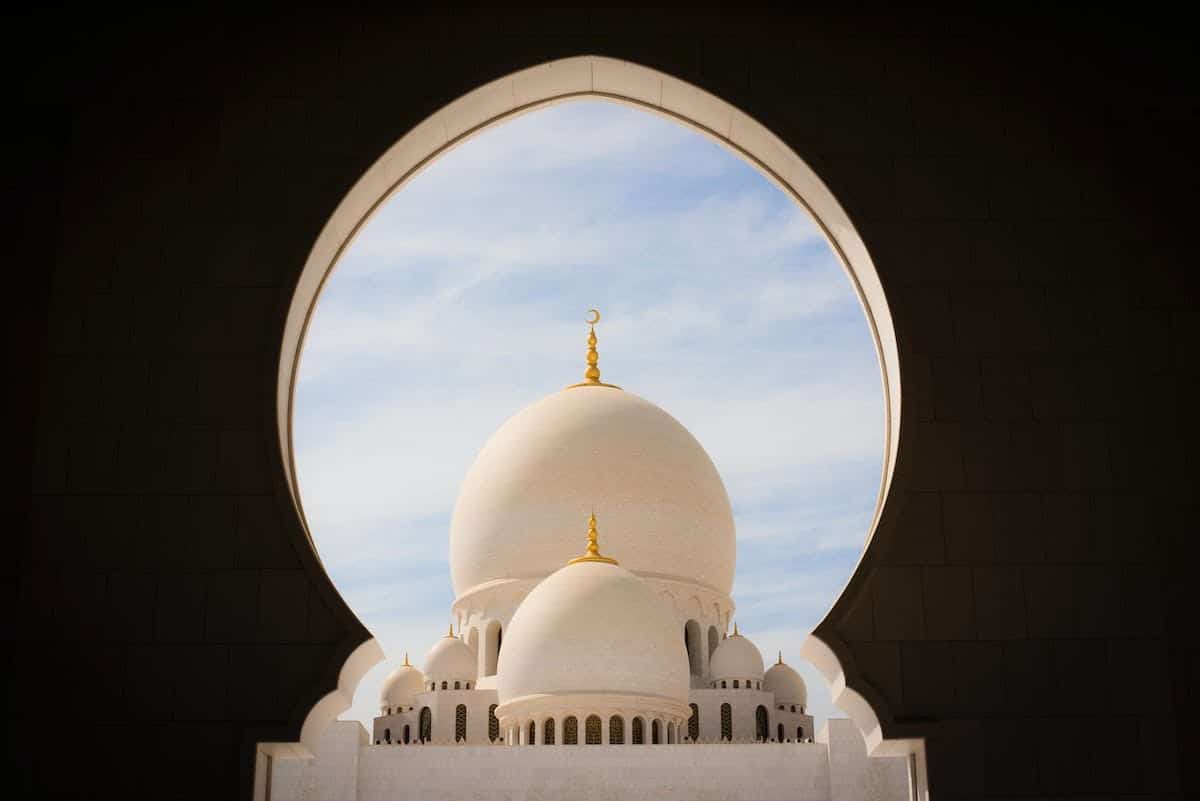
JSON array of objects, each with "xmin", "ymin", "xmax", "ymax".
[{"xmin": 293, "ymin": 100, "xmax": 884, "ymax": 728}]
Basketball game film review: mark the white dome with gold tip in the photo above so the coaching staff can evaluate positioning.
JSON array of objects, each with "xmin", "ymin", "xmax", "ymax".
[
  {"xmin": 764, "ymin": 654, "xmax": 807, "ymax": 706},
  {"xmin": 709, "ymin": 626, "xmax": 765, "ymax": 682},
  {"xmin": 449, "ymin": 321, "xmax": 735, "ymax": 599},
  {"xmin": 422, "ymin": 629, "xmax": 477, "ymax": 683},
  {"xmin": 496, "ymin": 516, "xmax": 690, "ymax": 707},
  {"xmin": 379, "ymin": 654, "xmax": 424, "ymax": 709}
]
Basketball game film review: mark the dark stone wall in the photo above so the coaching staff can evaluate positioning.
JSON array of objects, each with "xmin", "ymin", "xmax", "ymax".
[{"xmin": 10, "ymin": 8, "xmax": 1195, "ymax": 800}]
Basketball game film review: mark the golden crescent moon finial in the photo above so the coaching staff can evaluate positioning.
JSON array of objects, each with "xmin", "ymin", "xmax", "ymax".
[{"xmin": 566, "ymin": 308, "xmax": 621, "ymax": 390}]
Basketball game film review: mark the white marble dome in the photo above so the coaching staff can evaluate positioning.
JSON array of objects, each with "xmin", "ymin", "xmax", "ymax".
[
  {"xmin": 423, "ymin": 633, "xmax": 477, "ymax": 683},
  {"xmin": 764, "ymin": 659, "xmax": 807, "ymax": 706},
  {"xmin": 709, "ymin": 630, "xmax": 765, "ymax": 681},
  {"xmin": 496, "ymin": 558, "xmax": 690, "ymax": 705},
  {"xmin": 450, "ymin": 386, "xmax": 736, "ymax": 598},
  {"xmin": 380, "ymin": 659, "xmax": 424, "ymax": 709}
]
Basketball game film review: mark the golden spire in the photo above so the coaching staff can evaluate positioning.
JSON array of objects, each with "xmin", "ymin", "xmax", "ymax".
[
  {"xmin": 403, "ymin": 652, "xmax": 411, "ymax": 667},
  {"xmin": 445, "ymin": 623, "xmax": 454, "ymax": 638},
  {"xmin": 777, "ymin": 651, "xmax": 783, "ymax": 665},
  {"xmin": 567, "ymin": 511, "xmax": 618, "ymax": 565},
  {"xmin": 733, "ymin": 621, "xmax": 740, "ymax": 637},
  {"xmin": 567, "ymin": 309, "xmax": 621, "ymax": 389}
]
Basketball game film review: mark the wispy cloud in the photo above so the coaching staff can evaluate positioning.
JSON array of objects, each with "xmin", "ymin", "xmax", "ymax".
[{"xmin": 295, "ymin": 100, "xmax": 883, "ymax": 729}]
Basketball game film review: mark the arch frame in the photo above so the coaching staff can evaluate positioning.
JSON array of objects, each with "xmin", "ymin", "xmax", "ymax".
[{"xmin": 271, "ymin": 52, "xmax": 919, "ymax": 793}]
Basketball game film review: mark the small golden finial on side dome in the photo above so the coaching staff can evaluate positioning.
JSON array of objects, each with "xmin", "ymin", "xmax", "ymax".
[
  {"xmin": 733, "ymin": 621, "xmax": 740, "ymax": 637},
  {"xmin": 777, "ymin": 651, "xmax": 783, "ymax": 665},
  {"xmin": 403, "ymin": 651, "xmax": 411, "ymax": 667},
  {"xmin": 567, "ymin": 309, "xmax": 621, "ymax": 390},
  {"xmin": 445, "ymin": 623, "xmax": 454, "ymax": 638},
  {"xmin": 567, "ymin": 511, "xmax": 619, "ymax": 565}
]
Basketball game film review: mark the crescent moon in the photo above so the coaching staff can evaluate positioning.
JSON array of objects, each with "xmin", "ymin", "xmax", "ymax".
[{"xmin": 586, "ymin": 309, "xmax": 601, "ymax": 324}]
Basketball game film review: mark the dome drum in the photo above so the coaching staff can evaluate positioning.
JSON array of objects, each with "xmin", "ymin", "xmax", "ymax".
[{"xmin": 494, "ymin": 692, "xmax": 691, "ymax": 733}]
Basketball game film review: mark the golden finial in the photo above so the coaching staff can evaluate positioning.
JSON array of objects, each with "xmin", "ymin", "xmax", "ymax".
[
  {"xmin": 445, "ymin": 623, "xmax": 454, "ymax": 638},
  {"xmin": 567, "ymin": 309, "xmax": 621, "ymax": 390},
  {"xmin": 777, "ymin": 651, "xmax": 783, "ymax": 665},
  {"xmin": 403, "ymin": 652, "xmax": 411, "ymax": 667},
  {"xmin": 567, "ymin": 511, "xmax": 619, "ymax": 565},
  {"xmin": 733, "ymin": 621, "xmax": 740, "ymax": 637}
]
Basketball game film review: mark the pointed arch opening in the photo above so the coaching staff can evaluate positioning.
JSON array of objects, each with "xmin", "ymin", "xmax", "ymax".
[{"xmin": 267, "ymin": 53, "xmax": 921, "ymax": 799}]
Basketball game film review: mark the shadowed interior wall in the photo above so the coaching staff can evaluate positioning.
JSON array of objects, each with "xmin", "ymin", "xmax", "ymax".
[{"xmin": 9, "ymin": 8, "xmax": 1196, "ymax": 800}]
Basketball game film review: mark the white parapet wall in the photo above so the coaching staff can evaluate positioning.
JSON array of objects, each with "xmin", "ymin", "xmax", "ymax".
[
  {"xmin": 272, "ymin": 718, "xmax": 910, "ymax": 801},
  {"xmin": 359, "ymin": 742, "xmax": 830, "ymax": 801},
  {"xmin": 819, "ymin": 718, "xmax": 913, "ymax": 801}
]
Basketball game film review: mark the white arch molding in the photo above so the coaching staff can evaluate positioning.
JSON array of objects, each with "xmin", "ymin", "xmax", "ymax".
[{"xmin": 266, "ymin": 55, "xmax": 923, "ymax": 799}]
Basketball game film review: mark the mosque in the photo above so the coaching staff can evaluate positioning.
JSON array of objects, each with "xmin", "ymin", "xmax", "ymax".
[{"xmin": 271, "ymin": 315, "xmax": 912, "ymax": 801}]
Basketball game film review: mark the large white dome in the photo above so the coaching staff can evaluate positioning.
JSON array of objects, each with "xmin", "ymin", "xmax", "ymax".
[
  {"xmin": 450, "ymin": 386, "xmax": 736, "ymax": 597},
  {"xmin": 496, "ymin": 558, "xmax": 690, "ymax": 706}
]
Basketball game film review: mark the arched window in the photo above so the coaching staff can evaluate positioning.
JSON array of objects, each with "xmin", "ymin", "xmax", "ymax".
[
  {"xmin": 384, "ymin": 727, "xmax": 391, "ymax": 743},
  {"xmin": 488, "ymin": 704, "xmax": 499, "ymax": 742},
  {"xmin": 733, "ymin": 680, "xmax": 739, "ymax": 689},
  {"xmin": 609, "ymin": 715, "xmax": 623, "ymax": 744},
  {"xmin": 688, "ymin": 703, "xmax": 699, "ymax": 741},
  {"xmin": 419, "ymin": 707, "xmax": 431, "ymax": 743},
  {"xmin": 721, "ymin": 680, "xmax": 727, "ymax": 688},
  {"xmin": 790, "ymin": 704, "xmax": 796, "ymax": 713},
  {"xmin": 544, "ymin": 718, "xmax": 555, "ymax": 745},
  {"xmin": 484, "ymin": 621, "xmax": 502, "ymax": 677},
  {"xmin": 585, "ymin": 715, "xmax": 601, "ymax": 744},
  {"xmin": 563, "ymin": 716, "xmax": 578, "ymax": 745},
  {"xmin": 798, "ymin": 726, "xmax": 805, "ymax": 741},
  {"xmin": 632, "ymin": 717, "xmax": 644, "ymax": 745},
  {"xmin": 777, "ymin": 723, "xmax": 784, "ymax": 742},
  {"xmin": 755, "ymin": 705, "xmax": 769, "ymax": 741},
  {"xmin": 528, "ymin": 720, "xmax": 535, "ymax": 746},
  {"xmin": 441, "ymin": 681, "xmax": 447, "ymax": 690},
  {"xmin": 455, "ymin": 704, "xmax": 467, "ymax": 742},
  {"xmin": 651, "ymin": 720, "xmax": 661, "ymax": 744},
  {"xmin": 684, "ymin": 620, "xmax": 702, "ymax": 675},
  {"xmin": 454, "ymin": 681, "xmax": 461, "ymax": 690},
  {"xmin": 720, "ymin": 703, "xmax": 732, "ymax": 741},
  {"xmin": 708, "ymin": 625, "xmax": 720, "ymax": 660},
  {"xmin": 465, "ymin": 683, "xmax": 470, "ymax": 689},
  {"xmin": 403, "ymin": 725, "xmax": 410, "ymax": 744}
]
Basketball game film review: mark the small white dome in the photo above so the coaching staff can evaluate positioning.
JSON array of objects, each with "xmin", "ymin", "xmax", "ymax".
[
  {"xmin": 497, "ymin": 558, "xmax": 689, "ymax": 705},
  {"xmin": 709, "ymin": 631, "xmax": 764, "ymax": 681},
  {"xmin": 450, "ymin": 386, "xmax": 736, "ymax": 598},
  {"xmin": 763, "ymin": 658, "xmax": 807, "ymax": 706},
  {"xmin": 380, "ymin": 659, "xmax": 425, "ymax": 709},
  {"xmin": 423, "ymin": 633, "xmax": 477, "ymax": 683}
]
